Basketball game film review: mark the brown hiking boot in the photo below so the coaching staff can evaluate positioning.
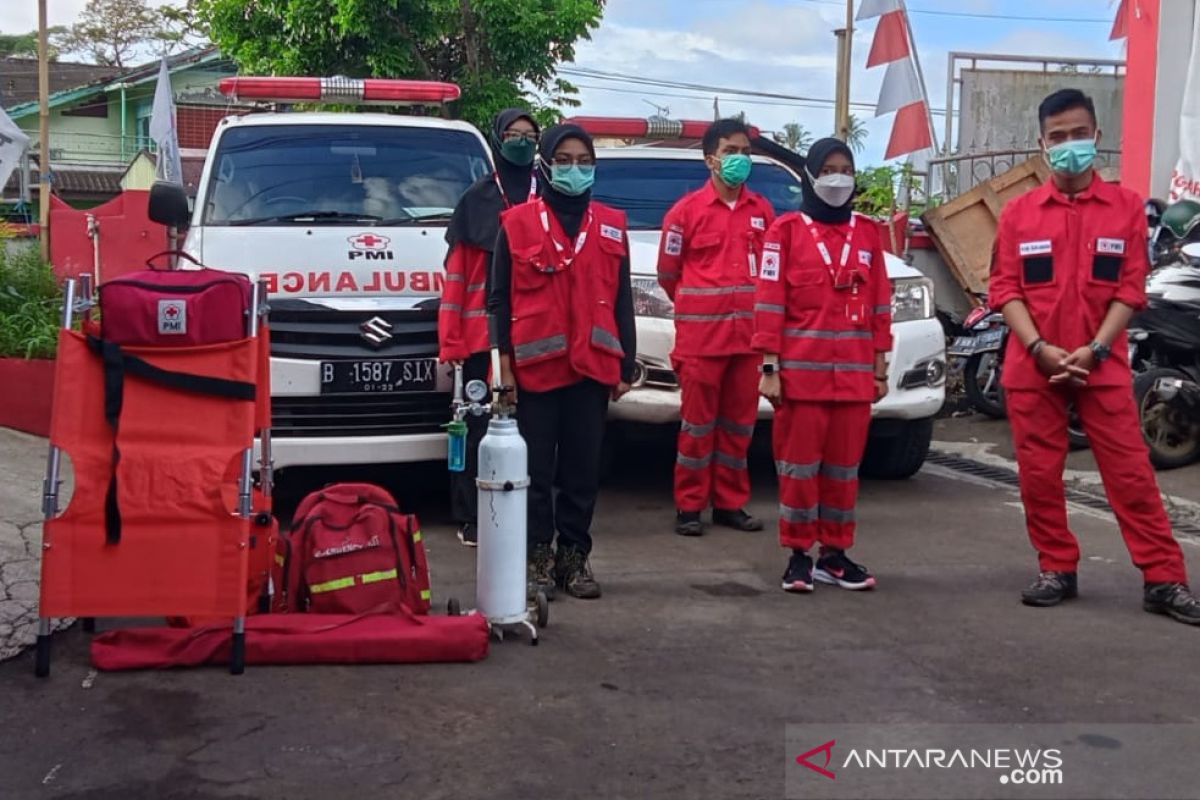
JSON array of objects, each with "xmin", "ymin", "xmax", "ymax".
[
  {"xmin": 554, "ymin": 547, "xmax": 602, "ymax": 600},
  {"xmin": 527, "ymin": 543, "xmax": 557, "ymax": 601}
]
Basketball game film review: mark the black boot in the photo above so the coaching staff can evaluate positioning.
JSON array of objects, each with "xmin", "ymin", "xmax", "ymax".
[
  {"xmin": 675, "ymin": 510, "xmax": 703, "ymax": 537},
  {"xmin": 555, "ymin": 547, "xmax": 602, "ymax": 599},
  {"xmin": 1020, "ymin": 571, "xmax": 1078, "ymax": 607},
  {"xmin": 1144, "ymin": 583, "xmax": 1200, "ymax": 625},
  {"xmin": 527, "ymin": 543, "xmax": 557, "ymax": 602},
  {"xmin": 713, "ymin": 508, "xmax": 764, "ymax": 531}
]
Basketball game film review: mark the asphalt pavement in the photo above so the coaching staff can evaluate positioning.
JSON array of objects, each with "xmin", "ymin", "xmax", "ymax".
[{"xmin": 2, "ymin": 419, "xmax": 1200, "ymax": 799}]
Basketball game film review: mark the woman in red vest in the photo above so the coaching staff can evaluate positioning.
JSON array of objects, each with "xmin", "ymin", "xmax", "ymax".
[
  {"xmin": 439, "ymin": 109, "xmax": 540, "ymax": 547},
  {"xmin": 752, "ymin": 138, "xmax": 894, "ymax": 594},
  {"xmin": 488, "ymin": 124, "xmax": 636, "ymax": 600}
]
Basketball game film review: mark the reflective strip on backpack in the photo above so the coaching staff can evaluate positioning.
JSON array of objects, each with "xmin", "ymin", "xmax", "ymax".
[
  {"xmin": 275, "ymin": 554, "xmax": 285, "ymax": 567},
  {"xmin": 420, "ymin": 589, "xmax": 432, "ymax": 601},
  {"xmin": 413, "ymin": 530, "xmax": 423, "ymax": 542},
  {"xmin": 309, "ymin": 576, "xmax": 356, "ymax": 594},
  {"xmin": 360, "ymin": 569, "xmax": 399, "ymax": 585}
]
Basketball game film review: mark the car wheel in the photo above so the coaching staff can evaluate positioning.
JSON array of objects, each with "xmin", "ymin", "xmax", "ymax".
[{"xmin": 860, "ymin": 418, "xmax": 934, "ymax": 480}]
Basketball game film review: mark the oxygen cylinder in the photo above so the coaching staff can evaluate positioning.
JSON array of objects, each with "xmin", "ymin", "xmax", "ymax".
[{"xmin": 475, "ymin": 415, "xmax": 529, "ymax": 624}]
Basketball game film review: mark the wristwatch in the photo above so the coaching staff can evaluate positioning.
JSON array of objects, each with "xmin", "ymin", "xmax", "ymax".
[
  {"xmin": 759, "ymin": 363, "xmax": 778, "ymax": 375},
  {"xmin": 1089, "ymin": 341, "xmax": 1112, "ymax": 363}
]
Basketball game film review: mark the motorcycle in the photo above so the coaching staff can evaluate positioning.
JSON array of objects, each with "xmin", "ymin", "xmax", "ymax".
[{"xmin": 1131, "ymin": 242, "xmax": 1200, "ymax": 469}]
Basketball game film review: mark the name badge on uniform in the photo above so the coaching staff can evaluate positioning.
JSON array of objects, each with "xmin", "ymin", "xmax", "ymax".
[
  {"xmin": 1019, "ymin": 240, "xmax": 1053, "ymax": 257},
  {"xmin": 600, "ymin": 224, "xmax": 623, "ymax": 242},
  {"xmin": 750, "ymin": 216, "xmax": 766, "ymax": 230},
  {"xmin": 858, "ymin": 249, "xmax": 872, "ymax": 266},
  {"xmin": 1097, "ymin": 237, "xmax": 1126, "ymax": 255},
  {"xmin": 761, "ymin": 250, "xmax": 781, "ymax": 282},
  {"xmin": 748, "ymin": 252, "xmax": 758, "ymax": 278},
  {"xmin": 664, "ymin": 230, "xmax": 683, "ymax": 256}
]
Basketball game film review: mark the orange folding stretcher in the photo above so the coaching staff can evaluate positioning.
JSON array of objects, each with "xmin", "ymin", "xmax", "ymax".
[{"xmin": 35, "ymin": 275, "xmax": 274, "ymax": 676}]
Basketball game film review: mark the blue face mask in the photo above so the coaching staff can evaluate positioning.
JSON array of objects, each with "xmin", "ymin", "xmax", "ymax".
[
  {"xmin": 549, "ymin": 163, "xmax": 595, "ymax": 196},
  {"xmin": 1046, "ymin": 137, "xmax": 1098, "ymax": 176}
]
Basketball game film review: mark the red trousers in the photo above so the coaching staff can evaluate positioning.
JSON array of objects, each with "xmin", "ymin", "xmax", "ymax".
[
  {"xmin": 773, "ymin": 400, "xmax": 871, "ymax": 551},
  {"xmin": 674, "ymin": 354, "xmax": 760, "ymax": 511},
  {"xmin": 1007, "ymin": 385, "xmax": 1187, "ymax": 584}
]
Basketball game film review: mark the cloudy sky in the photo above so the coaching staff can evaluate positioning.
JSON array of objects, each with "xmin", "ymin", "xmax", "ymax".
[{"xmin": 1, "ymin": 0, "xmax": 1125, "ymax": 165}]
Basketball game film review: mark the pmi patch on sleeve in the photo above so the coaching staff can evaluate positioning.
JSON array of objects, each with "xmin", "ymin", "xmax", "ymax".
[
  {"xmin": 158, "ymin": 300, "xmax": 187, "ymax": 334},
  {"xmin": 600, "ymin": 224, "xmax": 623, "ymax": 242},
  {"xmin": 1019, "ymin": 240, "xmax": 1053, "ymax": 257},
  {"xmin": 761, "ymin": 250, "xmax": 781, "ymax": 282},
  {"xmin": 1097, "ymin": 237, "xmax": 1126, "ymax": 255},
  {"xmin": 664, "ymin": 231, "xmax": 683, "ymax": 256}
]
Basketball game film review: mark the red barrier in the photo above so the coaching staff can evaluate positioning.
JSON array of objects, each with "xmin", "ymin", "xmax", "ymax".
[{"xmin": 49, "ymin": 191, "xmax": 168, "ymax": 284}]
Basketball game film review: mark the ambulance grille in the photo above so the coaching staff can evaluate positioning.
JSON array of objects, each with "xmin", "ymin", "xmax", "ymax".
[
  {"xmin": 267, "ymin": 301, "xmax": 439, "ymax": 360},
  {"xmin": 271, "ymin": 393, "xmax": 447, "ymax": 437}
]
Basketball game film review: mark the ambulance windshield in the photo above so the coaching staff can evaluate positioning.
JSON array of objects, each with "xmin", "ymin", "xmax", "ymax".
[
  {"xmin": 203, "ymin": 124, "xmax": 491, "ymax": 226},
  {"xmin": 592, "ymin": 157, "xmax": 804, "ymax": 230}
]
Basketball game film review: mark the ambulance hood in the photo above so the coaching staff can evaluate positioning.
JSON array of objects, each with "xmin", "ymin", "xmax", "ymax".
[
  {"xmin": 187, "ymin": 225, "xmax": 449, "ymax": 301},
  {"xmin": 625, "ymin": 230, "xmax": 919, "ymax": 280}
]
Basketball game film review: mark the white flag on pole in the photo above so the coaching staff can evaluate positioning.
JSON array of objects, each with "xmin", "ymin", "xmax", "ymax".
[
  {"xmin": 149, "ymin": 57, "xmax": 183, "ymax": 185},
  {"xmin": 875, "ymin": 57, "xmax": 923, "ymax": 117},
  {"xmin": 857, "ymin": 0, "xmax": 903, "ymax": 21},
  {"xmin": 1169, "ymin": 9, "xmax": 1200, "ymax": 202},
  {"xmin": 0, "ymin": 106, "xmax": 31, "ymax": 198}
]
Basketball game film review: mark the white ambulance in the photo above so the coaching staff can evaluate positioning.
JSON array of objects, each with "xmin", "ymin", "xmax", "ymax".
[{"xmin": 150, "ymin": 77, "xmax": 493, "ymax": 472}]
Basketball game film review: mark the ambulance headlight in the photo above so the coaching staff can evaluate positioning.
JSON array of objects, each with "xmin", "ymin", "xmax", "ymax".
[
  {"xmin": 631, "ymin": 277, "xmax": 675, "ymax": 319},
  {"xmin": 891, "ymin": 277, "xmax": 934, "ymax": 323}
]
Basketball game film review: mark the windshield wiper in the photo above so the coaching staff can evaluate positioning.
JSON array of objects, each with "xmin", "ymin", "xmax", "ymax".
[
  {"xmin": 378, "ymin": 210, "xmax": 455, "ymax": 225},
  {"xmin": 228, "ymin": 210, "xmax": 383, "ymax": 226}
]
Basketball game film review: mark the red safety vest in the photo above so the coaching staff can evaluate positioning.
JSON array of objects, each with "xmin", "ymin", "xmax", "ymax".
[
  {"xmin": 657, "ymin": 182, "xmax": 775, "ymax": 356},
  {"xmin": 438, "ymin": 242, "xmax": 490, "ymax": 362},
  {"xmin": 502, "ymin": 199, "xmax": 627, "ymax": 392},
  {"xmin": 752, "ymin": 212, "xmax": 894, "ymax": 402}
]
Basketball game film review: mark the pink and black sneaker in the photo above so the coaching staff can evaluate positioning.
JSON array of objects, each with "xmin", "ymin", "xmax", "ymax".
[
  {"xmin": 781, "ymin": 551, "xmax": 815, "ymax": 593},
  {"xmin": 814, "ymin": 550, "xmax": 876, "ymax": 591}
]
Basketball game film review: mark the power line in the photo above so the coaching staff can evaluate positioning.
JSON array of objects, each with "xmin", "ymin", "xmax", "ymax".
[
  {"xmin": 564, "ymin": 67, "xmax": 948, "ymax": 115},
  {"xmin": 791, "ymin": 0, "xmax": 1110, "ymax": 23}
]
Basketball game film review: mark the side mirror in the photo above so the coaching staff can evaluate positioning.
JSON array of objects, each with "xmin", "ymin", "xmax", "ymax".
[
  {"xmin": 148, "ymin": 180, "xmax": 191, "ymax": 229},
  {"xmin": 1182, "ymin": 242, "xmax": 1200, "ymax": 262}
]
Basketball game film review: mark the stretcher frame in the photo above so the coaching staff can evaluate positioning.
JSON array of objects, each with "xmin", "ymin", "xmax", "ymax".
[{"xmin": 34, "ymin": 274, "xmax": 273, "ymax": 677}]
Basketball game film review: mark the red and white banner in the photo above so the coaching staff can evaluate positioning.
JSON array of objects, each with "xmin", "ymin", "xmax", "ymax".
[
  {"xmin": 858, "ymin": 0, "xmax": 936, "ymax": 161},
  {"xmin": 1168, "ymin": 7, "xmax": 1200, "ymax": 202}
]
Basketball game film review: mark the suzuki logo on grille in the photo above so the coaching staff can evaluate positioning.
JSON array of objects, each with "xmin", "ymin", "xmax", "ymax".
[{"xmin": 360, "ymin": 316, "xmax": 394, "ymax": 347}]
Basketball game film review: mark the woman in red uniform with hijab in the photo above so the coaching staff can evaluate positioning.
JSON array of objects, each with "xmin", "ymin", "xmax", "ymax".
[
  {"xmin": 753, "ymin": 138, "xmax": 893, "ymax": 593},
  {"xmin": 439, "ymin": 108, "xmax": 539, "ymax": 546}
]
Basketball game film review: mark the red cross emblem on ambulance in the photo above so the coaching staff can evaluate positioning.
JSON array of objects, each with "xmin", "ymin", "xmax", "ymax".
[{"xmin": 348, "ymin": 233, "xmax": 390, "ymax": 250}]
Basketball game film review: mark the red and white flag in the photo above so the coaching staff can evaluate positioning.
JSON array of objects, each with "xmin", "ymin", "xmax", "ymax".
[{"xmin": 859, "ymin": 0, "xmax": 936, "ymax": 160}]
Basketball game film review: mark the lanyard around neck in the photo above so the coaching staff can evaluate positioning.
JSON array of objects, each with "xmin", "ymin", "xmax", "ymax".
[
  {"xmin": 494, "ymin": 171, "xmax": 538, "ymax": 209},
  {"xmin": 801, "ymin": 213, "xmax": 857, "ymax": 278},
  {"xmin": 539, "ymin": 199, "xmax": 592, "ymax": 267}
]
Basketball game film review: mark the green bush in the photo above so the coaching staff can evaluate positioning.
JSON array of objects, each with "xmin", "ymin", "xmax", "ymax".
[{"xmin": 0, "ymin": 241, "xmax": 61, "ymax": 359}]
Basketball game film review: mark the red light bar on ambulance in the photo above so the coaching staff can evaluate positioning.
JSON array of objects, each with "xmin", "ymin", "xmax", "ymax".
[
  {"xmin": 564, "ymin": 117, "xmax": 761, "ymax": 140},
  {"xmin": 218, "ymin": 77, "xmax": 461, "ymax": 106}
]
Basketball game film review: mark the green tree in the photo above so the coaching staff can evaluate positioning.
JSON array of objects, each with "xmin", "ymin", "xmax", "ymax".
[
  {"xmin": 196, "ymin": 0, "xmax": 606, "ymax": 127},
  {"xmin": 773, "ymin": 122, "xmax": 813, "ymax": 153},
  {"xmin": 55, "ymin": 0, "xmax": 177, "ymax": 68},
  {"xmin": 0, "ymin": 29, "xmax": 66, "ymax": 59},
  {"xmin": 846, "ymin": 114, "xmax": 868, "ymax": 155}
]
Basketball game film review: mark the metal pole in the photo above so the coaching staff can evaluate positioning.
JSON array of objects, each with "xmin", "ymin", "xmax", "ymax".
[
  {"xmin": 834, "ymin": 29, "xmax": 848, "ymax": 141},
  {"xmin": 839, "ymin": 0, "xmax": 854, "ymax": 142},
  {"xmin": 37, "ymin": 0, "xmax": 50, "ymax": 262}
]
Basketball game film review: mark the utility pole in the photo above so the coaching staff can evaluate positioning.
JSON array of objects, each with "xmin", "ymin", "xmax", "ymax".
[
  {"xmin": 37, "ymin": 0, "xmax": 51, "ymax": 261},
  {"xmin": 835, "ymin": 0, "xmax": 854, "ymax": 142}
]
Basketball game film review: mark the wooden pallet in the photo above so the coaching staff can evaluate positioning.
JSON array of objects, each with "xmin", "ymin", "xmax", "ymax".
[{"xmin": 921, "ymin": 156, "xmax": 1051, "ymax": 301}]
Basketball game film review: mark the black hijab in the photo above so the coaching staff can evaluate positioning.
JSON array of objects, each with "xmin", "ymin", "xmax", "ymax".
[
  {"xmin": 800, "ymin": 137, "xmax": 855, "ymax": 224},
  {"xmin": 444, "ymin": 108, "xmax": 539, "ymax": 252},
  {"xmin": 536, "ymin": 123, "xmax": 595, "ymax": 239}
]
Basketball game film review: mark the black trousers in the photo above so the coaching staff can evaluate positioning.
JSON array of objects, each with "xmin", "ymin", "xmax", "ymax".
[
  {"xmin": 518, "ymin": 379, "xmax": 610, "ymax": 557},
  {"xmin": 449, "ymin": 351, "xmax": 491, "ymax": 526}
]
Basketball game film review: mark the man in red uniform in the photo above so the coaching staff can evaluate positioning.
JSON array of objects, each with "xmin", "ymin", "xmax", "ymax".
[
  {"xmin": 657, "ymin": 119, "xmax": 776, "ymax": 536},
  {"xmin": 991, "ymin": 88, "xmax": 1200, "ymax": 624}
]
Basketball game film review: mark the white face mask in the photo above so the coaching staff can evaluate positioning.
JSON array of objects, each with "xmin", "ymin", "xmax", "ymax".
[{"xmin": 807, "ymin": 170, "xmax": 856, "ymax": 208}]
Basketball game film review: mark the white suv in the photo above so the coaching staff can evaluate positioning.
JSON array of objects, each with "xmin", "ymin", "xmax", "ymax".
[{"xmin": 593, "ymin": 147, "xmax": 946, "ymax": 479}]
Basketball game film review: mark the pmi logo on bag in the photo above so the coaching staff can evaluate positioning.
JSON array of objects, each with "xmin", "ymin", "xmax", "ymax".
[{"xmin": 158, "ymin": 300, "xmax": 187, "ymax": 334}]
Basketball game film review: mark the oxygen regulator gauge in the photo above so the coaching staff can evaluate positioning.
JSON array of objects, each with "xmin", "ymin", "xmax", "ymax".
[{"xmin": 465, "ymin": 379, "xmax": 489, "ymax": 404}]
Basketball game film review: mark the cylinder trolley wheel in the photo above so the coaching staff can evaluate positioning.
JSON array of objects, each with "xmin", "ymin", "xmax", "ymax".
[{"xmin": 535, "ymin": 590, "xmax": 549, "ymax": 629}]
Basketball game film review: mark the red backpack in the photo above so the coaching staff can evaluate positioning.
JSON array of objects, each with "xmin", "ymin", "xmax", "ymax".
[{"xmin": 277, "ymin": 483, "xmax": 431, "ymax": 616}]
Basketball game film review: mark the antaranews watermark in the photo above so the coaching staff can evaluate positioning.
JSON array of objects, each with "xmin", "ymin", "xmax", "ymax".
[{"xmin": 785, "ymin": 724, "xmax": 1200, "ymax": 799}]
